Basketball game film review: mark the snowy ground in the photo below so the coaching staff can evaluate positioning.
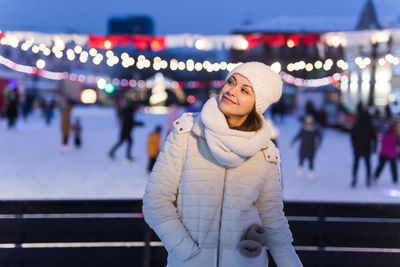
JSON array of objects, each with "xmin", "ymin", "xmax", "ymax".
[{"xmin": 1, "ymin": 105, "xmax": 399, "ymax": 203}]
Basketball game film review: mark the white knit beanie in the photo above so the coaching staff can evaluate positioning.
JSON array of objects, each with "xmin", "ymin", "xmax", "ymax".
[{"xmin": 225, "ymin": 62, "xmax": 283, "ymax": 115}]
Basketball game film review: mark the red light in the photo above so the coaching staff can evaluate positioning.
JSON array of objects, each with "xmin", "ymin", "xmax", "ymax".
[
  {"xmin": 187, "ymin": 95, "xmax": 196, "ymax": 104},
  {"xmin": 151, "ymin": 40, "xmax": 161, "ymax": 51}
]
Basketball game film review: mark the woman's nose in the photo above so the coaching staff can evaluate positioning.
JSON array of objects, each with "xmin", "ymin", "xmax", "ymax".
[{"xmin": 227, "ymin": 86, "xmax": 237, "ymax": 96}]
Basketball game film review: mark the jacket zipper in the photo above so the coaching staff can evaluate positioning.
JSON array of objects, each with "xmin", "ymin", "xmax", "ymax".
[{"xmin": 216, "ymin": 167, "xmax": 228, "ymax": 267}]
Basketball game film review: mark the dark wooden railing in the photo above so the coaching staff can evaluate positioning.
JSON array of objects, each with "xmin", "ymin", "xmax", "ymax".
[{"xmin": 0, "ymin": 200, "xmax": 398, "ymax": 267}]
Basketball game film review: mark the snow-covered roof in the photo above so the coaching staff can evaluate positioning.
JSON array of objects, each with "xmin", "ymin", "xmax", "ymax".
[{"xmin": 234, "ymin": 16, "xmax": 358, "ymax": 33}]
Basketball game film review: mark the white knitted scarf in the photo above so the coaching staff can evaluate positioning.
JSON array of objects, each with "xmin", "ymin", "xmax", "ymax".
[{"xmin": 200, "ymin": 96, "xmax": 271, "ymax": 168}]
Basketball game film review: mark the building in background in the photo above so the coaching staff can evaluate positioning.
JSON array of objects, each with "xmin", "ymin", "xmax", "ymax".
[
  {"xmin": 108, "ymin": 16, "xmax": 154, "ymax": 35},
  {"xmin": 230, "ymin": 0, "xmax": 400, "ymax": 122}
]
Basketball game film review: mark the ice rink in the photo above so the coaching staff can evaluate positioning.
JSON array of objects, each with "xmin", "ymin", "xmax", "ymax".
[{"xmin": 1, "ymin": 106, "xmax": 399, "ymax": 203}]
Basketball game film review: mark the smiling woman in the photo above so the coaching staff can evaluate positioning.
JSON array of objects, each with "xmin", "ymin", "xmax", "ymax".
[
  {"xmin": 217, "ymin": 74, "xmax": 256, "ymax": 128},
  {"xmin": 143, "ymin": 62, "xmax": 302, "ymax": 267}
]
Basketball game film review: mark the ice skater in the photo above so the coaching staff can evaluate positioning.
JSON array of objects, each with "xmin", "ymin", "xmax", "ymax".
[
  {"xmin": 291, "ymin": 115, "xmax": 322, "ymax": 180},
  {"xmin": 60, "ymin": 100, "xmax": 73, "ymax": 153},
  {"xmin": 72, "ymin": 118, "xmax": 82, "ymax": 148},
  {"xmin": 109, "ymin": 102, "xmax": 144, "ymax": 162},
  {"xmin": 350, "ymin": 103, "xmax": 376, "ymax": 188},
  {"xmin": 372, "ymin": 120, "xmax": 399, "ymax": 185}
]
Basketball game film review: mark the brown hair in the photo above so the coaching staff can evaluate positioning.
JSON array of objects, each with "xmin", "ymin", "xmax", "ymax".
[{"xmin": 230, "ymin": 106, "xmax": 263, "ymax": 132}]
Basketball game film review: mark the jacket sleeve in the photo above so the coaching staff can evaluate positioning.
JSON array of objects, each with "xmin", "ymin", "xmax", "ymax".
[
  {"xmin": 255, "ymin": 147, "xmax": 302, "ymax": 267},
  {"xmin": 142, "ymin": 128, "xmax": 200, "ymax": 262}
]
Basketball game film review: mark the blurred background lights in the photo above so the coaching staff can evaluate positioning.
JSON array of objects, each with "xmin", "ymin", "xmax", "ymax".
[
  {"xmin": 97, "ymin": 78, "xmax": 107, "ymax": 89},
  {"xmin": 32, "ymin": 45, "xmax": 40, "ymax": 53},
  {"xmin": 187, "ymin": 95, "xmax": 196, "ymax": 104},
  {"xmin": 106, "ymin": 50, "xmax": 114, "ymax": 58},
  {"xmin": 89, "ymin": 48, "xmax": 97, "ymax": 56},
  {"xmin": 287, "ymin": 63, "xmax": 295, "ymax": 72},
  {"xmin": 121, "ymin": 52, "xmax": 129, "ymax": 60},
  {"xmin": 104, "ymin": 40, "xmax": 112, "ymax": 49},
  {"xmin": 271, "ymin": 62, "xmax": 281, "ymax": 73},
  {"xmin": 220, "ymin": 61, "xmax": 227, "ymax": 70},
  {"xmin": 238, "ymin": 39, "xmax": 249, "ymax": 50},
  {"xmin": 287, "ymin": 38, "xmax": 296, "ymax": 48},
  {"xmin": 330, "ymin": 35, "xmax": 341, "ymax": 47},
  {"xmin": 36, "ymin": 59, "xmax": 46, "ymax": 69},
  {"xmin": 104, "ymin": 83, "xmax": 115, "ymax": 93},
  {"xmin": 195, "ymin": 39, "xmax": 205, "ymax": 50},
  {"xmin": 314, "ymin": 61, "xmax": 323, "ymax": 69},
  {"xmin": 81, "ymin": 89, "xmax": 97, "ymax": 104},
  {"xmin": 74, "ymin": 45, "xmax": 82, "ymax": 54},
  {"xmin": 177, "ymin": 61, "xmax": 185, "ymax": 71},
  {"xmin": 195, "ymin": 62, "xmax": 203, "ymax": 71}
]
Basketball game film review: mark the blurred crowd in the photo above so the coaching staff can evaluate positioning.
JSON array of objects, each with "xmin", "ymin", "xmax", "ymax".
[{"xmin": 1, "ymin": 85, "xmax": 399, "ymax": 186}]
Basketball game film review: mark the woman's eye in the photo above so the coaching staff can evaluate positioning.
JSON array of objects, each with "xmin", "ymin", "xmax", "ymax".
[
  {"xmin": 241, "ymin": 88, "xmax": 248, "ymax": 94},
  {"xmin": 227, "ymin": 79, "xmax": 233, "ymax": 85}
]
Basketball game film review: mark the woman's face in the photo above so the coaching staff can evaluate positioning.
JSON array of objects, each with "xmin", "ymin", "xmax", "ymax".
[{"xmin": 217, "ymin": 74, "xmax": 255, "ymax": 127}]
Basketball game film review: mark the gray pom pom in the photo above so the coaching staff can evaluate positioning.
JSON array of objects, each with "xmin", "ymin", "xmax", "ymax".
[
  {"xmin": 237, "ymin": 239, "xmax": 262, "ymax": 258},
  {"xmin": 244, "ymin": 224, "xmax": 268, "ymax": 246}
]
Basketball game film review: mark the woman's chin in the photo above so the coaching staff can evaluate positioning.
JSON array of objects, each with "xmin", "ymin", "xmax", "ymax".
[{"xmin": 218, "ymin": 102, "xmax": 231, "ymax": 115}]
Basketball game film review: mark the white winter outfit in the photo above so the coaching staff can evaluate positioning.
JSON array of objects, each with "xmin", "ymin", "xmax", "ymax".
[{"xmin": 142, "ymin": 96, "xmax": 302, "ymax": 267}]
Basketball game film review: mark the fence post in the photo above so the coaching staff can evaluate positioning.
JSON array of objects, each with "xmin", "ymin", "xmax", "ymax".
[{"xmin": 142, "ymin": 228, "xmax": 152, "ymax": 267}]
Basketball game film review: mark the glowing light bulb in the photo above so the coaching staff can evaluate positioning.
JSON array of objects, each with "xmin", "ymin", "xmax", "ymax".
[
  {"xmin": 195, "ymin": 62, "xmax": 203, "ymax": 71},
  {"xmin": 195, "ymin": 40, "xmax": 205, "ymax": 50},
  {"xmin": 106, "ymin": 50, "xmax": 114, "ymax": 58},
  {"xmin": 314, "ymin": 61, "xmax": 323, "ymax": 69},
  {"xmin": 36, "ymin": 59, "xmax": 46, "ymax": 69},
  {"xmin": 32, "ymin": 45, "xmax": 40, "ymax": 53},
  {"xmin": 220, "ymin": 61, "xmax": 227, "ymax": 70},
  {"xmin": 97, "ymin": 78, "xmax": 107, "ymax": 89},
  {"xmin": 305, "ymin": 63, "xmax": 313, "ymax": 72},
  {"xmin": 104, "ymin": 40, "xmax": 112, "ymax": 49},
  {"xmin": 238, "ymin": 39, "xmax": 249, "ymax": 50},
  {"xmin": 89, "ymin": 48, "xmax": 97, "ymax": 56},
  {"xmin": 81, "ymin": 89, "xmax": 97, "ymax": 104},
  {"xmin": 121, "ymin": 52, "xmax": 129, "ymax": 60},
  {"xmin": 74, "ymin": 45, "xmax": 82, "ymax": 54}
]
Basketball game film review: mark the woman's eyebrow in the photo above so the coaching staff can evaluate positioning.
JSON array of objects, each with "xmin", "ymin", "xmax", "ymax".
[{"xmin": 242, "ymin": 84, "xmax": 254, "ymax": 92}]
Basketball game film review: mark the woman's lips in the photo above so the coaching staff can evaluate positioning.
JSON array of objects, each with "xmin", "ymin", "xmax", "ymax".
[{"xmin": 223, "ymin": 96, "xmax": 236, "ymax": 104}]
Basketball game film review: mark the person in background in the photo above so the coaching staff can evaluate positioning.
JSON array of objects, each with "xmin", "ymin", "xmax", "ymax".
[
  {"xmin": 73, "ymin": 118, "xmax": 82, "ymax": 148},
  {"xmin": 143, "ymin": 62, "xmax": 302, "ymax": 267},
  {"xmin": 350, "ymin": 103, "xmax": 376, "ymax": 188},
  {"xmin": 41, "ymin": 96, "xmax": 56, "ymax": 126},
  {"xmin": 5, "ymin": 86, "xmax": 19, "ymax": 129},
  {"xmin": 372, "ymin": 120, "xmax": 399, "ymax": 185},
  {"xmin": 291, "ymin": 115, "xmax": 322, "ymax": 180},
  {"xmin": 109, "ymin": 102, "xmax": 144, "ymax": 162},
  {"xmin": 60, "ymin": 100, "xmax": 73, "ymax": 153},
  {"xmin": 146, "ymin": 125, "xmax": 162, "ymax": 174}
]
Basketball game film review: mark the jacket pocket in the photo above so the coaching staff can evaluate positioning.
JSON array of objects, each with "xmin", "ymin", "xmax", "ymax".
[
  {"xmin": 167, "ymin": 248, "xmax": 215, "ymax": 267},
  {"xmin": 221, "ymin": 247, "xmax": 268, "ymax": 267}
]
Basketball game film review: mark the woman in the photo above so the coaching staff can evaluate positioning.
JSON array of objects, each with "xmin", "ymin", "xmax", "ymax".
[
  {"xmin": 143, "ymin": 62, "xmax": 302, "ymax": 267},
  {"xmin": 372, "ymin": 121, "xmax": 399, "ymax": 185}
]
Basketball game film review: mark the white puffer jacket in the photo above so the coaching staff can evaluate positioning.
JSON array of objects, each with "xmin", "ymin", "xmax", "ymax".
[{"xmin": 143, "ymin": 113, "xmax": 302, "ymax": 267}]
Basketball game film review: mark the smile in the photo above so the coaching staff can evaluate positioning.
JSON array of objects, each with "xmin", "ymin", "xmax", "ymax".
[{"xmin": 223, "ymin": 96, "xmax": 236, "ymax": 104}]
